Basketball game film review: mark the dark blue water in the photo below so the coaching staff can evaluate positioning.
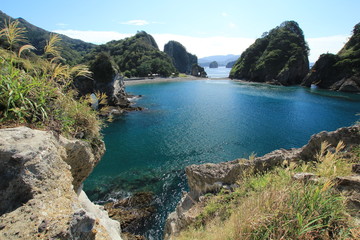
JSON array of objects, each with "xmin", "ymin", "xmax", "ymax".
[{"xmin": 84, "ymin": 80, "xmax": 360, "ymax": 239}]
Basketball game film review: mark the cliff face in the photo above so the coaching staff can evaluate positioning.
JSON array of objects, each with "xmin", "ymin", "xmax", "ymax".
[
  {"xmin": 229, "ymin": 21, "xmax": 309, "ymax": 86},
  {"xmin": 164, "ymin": 125, "xmax": 360, "ymax": 238},
  {"xmin": 302, "ymin": 23, "xmax": 360, "ymax": 92},
  {"xmin": 164, "ymin": 41, "xmax": 198, "ymax": 74},
  {"xmin": 0, "ymin": 127, "xmax": 122, "ymax": 240}
]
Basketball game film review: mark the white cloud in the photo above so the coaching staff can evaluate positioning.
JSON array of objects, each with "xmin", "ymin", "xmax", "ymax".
[
  {"xmin": 52, "ymin": 29, "xmax": 350, "ymax": 62},
  {"xmin": 307, "ymin": 35, "xmax": 349, "ymax": 62},
  {"xmin": 53, "ymin": 29, "xmax": 132, "ymax": 44},
  {"xmin": 120, "ymin": 20, "xmax": 149, "ymax": 26},
  {"xmin": 221, "ymin": 12, "xmax": 229, "ymax": 17}
]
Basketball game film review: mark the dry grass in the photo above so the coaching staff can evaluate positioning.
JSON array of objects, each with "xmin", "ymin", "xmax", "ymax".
[{"xmin": 176, "ymin": 142, "xmax": 359, "ymax": 240}]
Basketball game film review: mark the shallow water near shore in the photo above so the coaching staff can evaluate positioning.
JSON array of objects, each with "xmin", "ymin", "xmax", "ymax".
[{"xmin": 84, "ymin": 80, "xmax": 360, "ymax": 239}]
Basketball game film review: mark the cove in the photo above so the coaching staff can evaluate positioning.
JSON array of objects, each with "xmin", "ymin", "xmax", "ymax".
[{"xmin": 84, "ymin": 79, "xmax": 360, "ymax": 239}]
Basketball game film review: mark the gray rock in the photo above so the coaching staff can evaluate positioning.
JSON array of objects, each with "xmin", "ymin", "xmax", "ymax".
[
  {"xmin": 164, "ymin": 124, "xmax": 360, "ymax": 238},
  {"xmin": 0, "ymin": 127, "xmax": 122, "ymax": 240}
]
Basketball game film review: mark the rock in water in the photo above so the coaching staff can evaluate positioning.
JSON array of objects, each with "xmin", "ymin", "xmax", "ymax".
[
  {"xmin": 0, "ymin": 127, "xmax": 122, "ymax": 240},
  {"xmin": 209, "ymin": 61, "xmax": 218, "ymax": 68},
  {"xmin": 230, "ymin": 21, "xmax": 309, "ymax": 86}
]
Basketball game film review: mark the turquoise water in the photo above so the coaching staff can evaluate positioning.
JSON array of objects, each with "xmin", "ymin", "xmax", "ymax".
[{"xmin": 84, "ymin": 80, "xmax": 360, "ymax": 239}]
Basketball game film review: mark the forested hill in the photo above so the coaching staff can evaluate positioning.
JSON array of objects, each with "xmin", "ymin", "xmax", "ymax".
[
  {"xmin": 84, "ymin": 31, "xmax": 177, "ymax": 77},
  {"xmin": 302, "ymin": 22, "xmax": 360, "ymax": 92},
  {"xmin": 0, "ymin": 10, "xmax": 95, "ymax": 65},
  {"xmin": 229, "ymin": 21, "xmax": 309, "ymax": 86}
]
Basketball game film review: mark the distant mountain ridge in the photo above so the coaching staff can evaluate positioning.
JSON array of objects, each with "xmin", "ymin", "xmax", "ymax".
[{"xmin": 198, "ymin": 54, "xmax": 240, "ymax": 67}]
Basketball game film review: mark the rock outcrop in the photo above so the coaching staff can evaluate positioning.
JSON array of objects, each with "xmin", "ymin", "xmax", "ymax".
[
  {"xmin": 302, "ymin": 23, "xmax": 360, "ymax": 92},
  {"xmin": 0, "ymin": 127, "xmax": 122, "ymax": 239},
  {"xmin": 209, "ymin": 61, "xmax": 218, "ymax": 68},
  {"xmin": 164, "ymin": 41, "xmax": 198, "ymax": 74},
  {"xmin": 191, "ymin": 64, "xmax": 207, "ymax": 78},
  {"xmin": 164, "ymin": 125, "xmax": 360, "ymax": 238},
  {"xmin": 229, "ymin": 21, "xmax": 309, "ymax": 86}
]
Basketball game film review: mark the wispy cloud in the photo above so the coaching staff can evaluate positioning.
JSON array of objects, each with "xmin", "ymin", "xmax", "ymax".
[
  {"xmin": 221, "ymin": 12, "xmax": 229, "ymax": 17},
  {"xmin": 52, "ymin": 29, "xmax": 350, "ymax": 61},
  {"xmin": 120, "ymin": 20, "xmax": 150, "ymax": 26}
]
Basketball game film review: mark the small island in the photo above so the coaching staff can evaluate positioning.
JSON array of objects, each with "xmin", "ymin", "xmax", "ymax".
[{"xmin": 209, "ymin": 61, "xmax": 218, "ymax": 68}]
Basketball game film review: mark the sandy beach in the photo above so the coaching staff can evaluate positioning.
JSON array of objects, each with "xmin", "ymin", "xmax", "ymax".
[{"xmin": 124, "ymin": 76, "xmax": 230, "ymax": 85}]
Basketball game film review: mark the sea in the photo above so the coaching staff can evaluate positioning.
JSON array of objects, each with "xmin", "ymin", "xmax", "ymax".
[{"xmin": 84, "ymin": 70, "xmax": 360, "ymax": 239}]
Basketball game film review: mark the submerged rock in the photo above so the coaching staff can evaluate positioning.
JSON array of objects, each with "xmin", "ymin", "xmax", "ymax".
[
  {"xmin": 0, "ymin": 127, "xmax": 122, "ymax": 239},
  {"xmin": 104, "ymin": 192, "xmax": 156, "ymax": 236}
]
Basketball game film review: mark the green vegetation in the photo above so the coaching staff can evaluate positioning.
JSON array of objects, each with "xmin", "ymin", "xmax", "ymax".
[
  {"xmin": 302, "ymin": 22, "xmax": 360, "ymax": 91},
  {"xmin": 85, "ymin": 31, "xmax": 177, "ymax": 78},
  {"xmin": 230, "ymin": 21, "xmax": 309, "ymax": 85},
  {"xmin": 0, "ymin": 19, "xmax": 102, "ymax": 142},
  {"xmin": 176, "ymin": 142, "xmax": 359, "ymax": 240},
  {"xmin": 164, "ymin": 40, "xmax": 198, "ymax": 74}
]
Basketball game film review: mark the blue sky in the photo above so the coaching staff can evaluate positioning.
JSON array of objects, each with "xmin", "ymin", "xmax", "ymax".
[{"xmin": 1, "ymin": 0, "xmax": 359, "ymax": 61}]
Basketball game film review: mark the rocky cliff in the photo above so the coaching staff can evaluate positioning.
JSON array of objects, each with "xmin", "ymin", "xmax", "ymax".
[
  {"xmin": 164, "ymin": 41, "xmax": 198, "ymax": 74},
  {"xmin": 229, "ymin": 21, "xmax": 309, "ymax": 86},
  {"xmin": 164, "ymin": 125, "xmax": 360, "ymax": 238},
  {"xmin": 302, "ymin": 23, "xmax": 360, "ymax": 92},
  {"xmin": 0, "ymin": 127, "xmax": 122, "ymax": 240}
]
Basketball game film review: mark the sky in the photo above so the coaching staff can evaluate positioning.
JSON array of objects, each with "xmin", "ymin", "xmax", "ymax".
[{"xmin": 1, "ymin": 0, "xmax": 359, "ymax": 62}]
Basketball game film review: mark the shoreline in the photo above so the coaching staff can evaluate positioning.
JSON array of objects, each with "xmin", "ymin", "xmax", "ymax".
[{"xmin": 124, "ymin": 76, "xmax": 230, "ymax": 85}]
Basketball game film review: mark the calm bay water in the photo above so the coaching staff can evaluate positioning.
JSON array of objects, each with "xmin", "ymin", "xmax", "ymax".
[
  {"xmin": 84, "ymin": 79, "xmax": 360, "ymax": 239},
  {"xmin": 204, "ymin": 66, "xmax": 231, "ymax": 78}
]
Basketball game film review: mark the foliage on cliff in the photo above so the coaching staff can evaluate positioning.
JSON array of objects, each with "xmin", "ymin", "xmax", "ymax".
[
  {"xmin": 302, "ymin": 22, "xmax": 360, "ymax": 92},
  {"xmin": 0, "ymin": 20, "xmax": 102, "ymax": 141},
  {"xmin": 0, "ymin": 10, "xmax": 95, "ymax": 65},
  {"xmin": 164, "ymin": 40, "xmax": 198, "ymax": 74},
  {"xmin": 85, "ymin": 31, "xmax": 177, "ymax": 78},
  {"xmin": 176, "ymin": 143, "xmax": 360, "ymax": 240},
  {"xmin": 229, "ymin": 21, "xmax": 309, "ymax": 85}
]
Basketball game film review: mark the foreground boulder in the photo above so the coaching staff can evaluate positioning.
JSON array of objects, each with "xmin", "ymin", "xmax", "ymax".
[
  {"xmin": 229, "ymin": 21, "xmax": 309, "ymax": 86},
  {"xmin": 164, "ymin": 125, "xmax": 360, "ymax": 238},
  {"xmin": 0, "ymin": 127, "xmax": 122, "ymax": 239},
  {"xmin": 302, "ymin": 23, "xmax": 360, "ymax": 92}
]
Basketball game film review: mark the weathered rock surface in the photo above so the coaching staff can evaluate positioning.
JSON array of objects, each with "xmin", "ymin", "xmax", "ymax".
[
  {"xmin": 164, "ymin": 124, "xmax": 360, "ymax": 238},
  {"xmin": 0, "ymin": 127, "xmax": 122, "ymax": 239}
]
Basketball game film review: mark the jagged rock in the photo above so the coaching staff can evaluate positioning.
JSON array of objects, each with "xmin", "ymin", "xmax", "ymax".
[
  {"xmin": 191, "ymin": 64, "xmax": 207, "ymax": 78},
  {"xmin": 335, "ymin": 176, "xmax": 360, "ymax": 217},
  {"xmin": 0, "ymin": 127, "xmax": 122, "ymax": 239},
  {"xmin": 164, "ymin": 125, "xmax": 360, "ymax": 238}
]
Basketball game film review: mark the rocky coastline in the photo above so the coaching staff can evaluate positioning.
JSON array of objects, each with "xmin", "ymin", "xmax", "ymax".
[{"xmin": 164, "ymin": 124, "xmax": 360, "ymax": 239}]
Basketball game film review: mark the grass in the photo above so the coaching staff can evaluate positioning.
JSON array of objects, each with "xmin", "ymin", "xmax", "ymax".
[
  {"xmin": 0, "ymin": 19, "xmax": 103, "ymax": 142},
  {"xmin": 175, "ymin": 142, "xmax": 360, "ymax": 240}
]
